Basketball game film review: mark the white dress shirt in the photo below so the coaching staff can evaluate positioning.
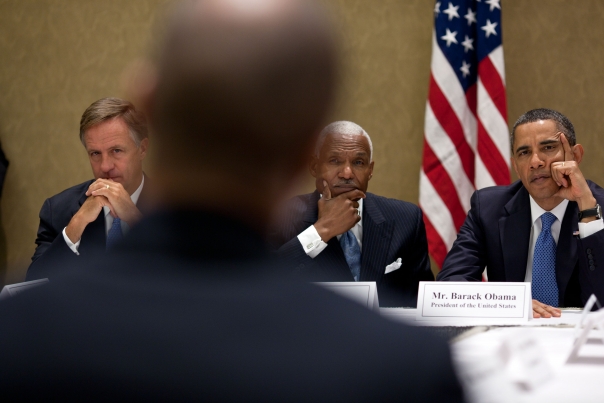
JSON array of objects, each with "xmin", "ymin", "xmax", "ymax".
[
  {"xmin": 524, "ymin": 196, "xmax": 603, "ymax": 282},
  {"xmin": 297, "ymin": 198, "xmax": 363, "ymax": 258},
  {"xmin": 62, "ymin": 177, "xmax": 145, "ymax": 255}
]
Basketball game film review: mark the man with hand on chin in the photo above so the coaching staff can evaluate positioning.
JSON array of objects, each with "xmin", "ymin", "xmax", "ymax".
[
  {"xmin": 27, "ymin": 97, "xmax": 153, "ymax": 280},
  {"xmin": 272, "ymin": 121, "xmax": 433, "ymax": 307},
  {"xmin": 438, "ymin": 108, "xmax": 604, "ymax": 318}
]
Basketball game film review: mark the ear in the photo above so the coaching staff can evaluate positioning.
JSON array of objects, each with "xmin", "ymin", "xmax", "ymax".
[
  {"xmin": 368, "ymin": 161, "xmax": 374, "ymax": 180},
  {"xmin": 138, "ymin": 138, "xmax": 149, "ymax": 160},
  {"xmin": 572, "ymin": 144, "xmax": 584, "ymax": 164}
]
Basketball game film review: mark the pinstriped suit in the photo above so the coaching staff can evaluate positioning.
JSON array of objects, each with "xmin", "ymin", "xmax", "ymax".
[{"xmin": 271, "ymin": 191, "xmax": 433, "ymax": 307}]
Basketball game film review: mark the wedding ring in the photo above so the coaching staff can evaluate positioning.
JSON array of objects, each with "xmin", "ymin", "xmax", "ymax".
[
  {"xmin": 105, "ymin": 184, "xmax": 110, "ymax": 189},
  {"xmin": 357, "ymin": 209, "xmax": 361, "ymax": 216},
  {"xmin": 562, "ymin": 162, "xmax": 565, "ymax": 167}
]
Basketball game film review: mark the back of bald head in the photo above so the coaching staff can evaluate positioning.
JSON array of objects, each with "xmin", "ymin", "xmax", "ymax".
[{"xmin": 151, "ymin": 0, "xmax": 338, "ymax": 173}]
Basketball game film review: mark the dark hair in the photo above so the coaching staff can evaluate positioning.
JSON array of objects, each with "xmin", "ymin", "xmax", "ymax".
[
  {"xmin": 511, "ymin": 108, "xmax": 576, "ymax": 151},
  {"xmin": 80, "ymin": 97, "xmax": 148, "ymax": 147}
]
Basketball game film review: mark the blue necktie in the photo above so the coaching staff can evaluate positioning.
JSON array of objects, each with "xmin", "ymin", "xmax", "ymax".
[
  {"xmin": 106, "ymin": 217, "xmax": 123, "ymax": 250},
  {"xmin": 532, "ymin": 212, "xmax": 559, "ymax": 306},
  {"xmin": 340, "ymin": 230, "xmax": 361, "ymax": 281}
]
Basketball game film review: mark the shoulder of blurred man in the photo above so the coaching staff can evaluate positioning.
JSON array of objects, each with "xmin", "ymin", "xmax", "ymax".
[{"xmin": 0, "ymin": 209, "xmax": 465, "ymax": 402}]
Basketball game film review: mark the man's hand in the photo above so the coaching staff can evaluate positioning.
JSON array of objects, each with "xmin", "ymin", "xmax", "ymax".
[
  {"xmin": 552, "ymin": 133, "xmax": 597, "ymax": 217},
  {"xmin": 532, "ymin": 299, "xmax": 561, "ymax": 318},
  {"xmin": 65, "ymin": 194, "xmax": 114, "ymax": 244},
  {"xmin": 314, "ymin": 180, "xmax": 365, "ymax": 242},
  {"xmin": 87, "ymin": 179, "xmax": 143, "ymax": 226}
]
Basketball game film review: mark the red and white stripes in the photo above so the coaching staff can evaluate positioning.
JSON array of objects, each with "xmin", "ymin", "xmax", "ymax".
[{"xmin": 420, "ymin": 32, "xmax": 509, "ymax": 269}]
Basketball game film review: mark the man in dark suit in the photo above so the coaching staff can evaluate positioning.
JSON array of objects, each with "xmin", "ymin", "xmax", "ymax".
[
  {"xmin": 0, "ymin": 0, "xmax": 465, "ymax": 401},
  {"xmin": 438, "ymin": 108, "xmax": 604, "ymax": 318},
  {"xmin": 27, "ymin": 97, "xmax": 152, "ymax": 280},
  {"xmin": 272, "ymin": 121, "xmax": 433, "ymax": 307}
]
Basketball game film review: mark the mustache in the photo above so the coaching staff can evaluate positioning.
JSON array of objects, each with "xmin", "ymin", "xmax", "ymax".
[{"xmin": 334, "ymin": 179, "xmax": 357, "ymax": 186}]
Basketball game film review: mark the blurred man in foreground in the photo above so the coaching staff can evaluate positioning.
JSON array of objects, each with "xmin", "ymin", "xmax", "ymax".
[
  {"xmin": 27, "ymin": 97, "xmax": 152, "ymax": 280},
  {"xmin": 0, "ymin": 0, "xmax": 464, "ymax": 401},
  {"xmin": 272, "ymin": 121, "xmax": 433, "ymax": 307}
]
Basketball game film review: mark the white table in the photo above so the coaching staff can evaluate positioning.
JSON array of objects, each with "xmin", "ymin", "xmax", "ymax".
[{"xmin": 380, "ymin": 309, "xmax": 603, "ymax": 403}]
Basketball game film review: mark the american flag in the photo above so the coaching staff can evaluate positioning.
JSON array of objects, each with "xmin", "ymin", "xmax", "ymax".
[{"xmin": 420, "ymin": 0, "xmax": 510, "ymax": 269}]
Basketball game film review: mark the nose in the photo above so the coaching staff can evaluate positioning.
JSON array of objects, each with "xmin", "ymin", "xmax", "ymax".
[
  {"xmin": 100, "ymin": 153, "xmax": 115, "ymax": 174},
  {"xmin": 529, "ymin": 152, "xmax": 545, "ymax": 169},
  {"xmin": 338, "ymin": 161, "xmax": 353, "ymax": 179}
]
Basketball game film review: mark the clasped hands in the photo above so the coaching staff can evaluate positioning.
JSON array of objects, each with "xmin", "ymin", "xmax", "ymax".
[{"xmin": 65, "ymin": 179, "xmax": 141, "ymax": 244}]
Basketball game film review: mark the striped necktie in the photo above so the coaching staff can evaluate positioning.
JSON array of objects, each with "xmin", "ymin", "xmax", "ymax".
[{"xmin": 340, "ymin": 230, "xmax": 361, "ymax": 281}]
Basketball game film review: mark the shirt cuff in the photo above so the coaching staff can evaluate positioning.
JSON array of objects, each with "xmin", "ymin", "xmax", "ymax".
[
  {"xmin": 578, "ymin": 218, "xmax": 604, "ymax": 239},
  {"xmin": 62, "ymin": 227, "xmax": 81, "ymax": 255},
  {"xmin": 297, "ymin": 225, "xmax": 328, "ymax": 258}
]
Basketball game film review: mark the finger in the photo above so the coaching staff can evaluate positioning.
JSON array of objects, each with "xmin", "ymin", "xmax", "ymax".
[
  {"xmin": 551, "ymin": 162, "xmax": 568, "ymax": 188},
  {"xmin": 532, "ymin": 300, "xmax": 551, "ymax": 318},
  {"xmin": 545, "ymin": 305, "xmax": 562, "ymax": 317},
  {"xmin": 86, "ymin": 179, "xmax": 113, "ymax": 196},
  {"xmin": 98, "ymin": 196, "xmax": 117, "ymax": 217},
  {"xmin": 339, "ymin": 189, "xmax": 366, "ymax": 201},
  {"xmin": 351, "ymin": 200, "xmax": 359, "ymax": 209},
  {"xmin": 321, "ymin": 180, "xmax": 331, "ymax": 200},
  {"xmin": 91, "ymin": 186, "xmax": 113, "ymax": 199},
  {"xmin": 559, "ymin": 132, "xmax": 574, "ymax": 162},
  {"xmin": 532, "ymin": 310, "xmax": 541, "ymax": 319}
]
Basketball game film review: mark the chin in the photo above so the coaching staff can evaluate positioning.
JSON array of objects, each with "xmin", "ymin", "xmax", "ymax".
[{"xmin": 530, "ymin": 187, "xmax": 559, "ymax": 202}]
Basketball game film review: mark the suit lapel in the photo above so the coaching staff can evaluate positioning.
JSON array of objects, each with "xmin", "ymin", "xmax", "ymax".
[
  {"xmin": 499, "ymin": 186, "xmax": 532, "ymax": 281},
  {"xmin": 136, "ymin": 174, "xmax": 155, "ymax": 215},
  {"xmin": 360, "ymin": 194, "xmax": 393, "ymax": 282},
  {"xmin": 303, "ymin": 191, "xmax": 320, "ymax": 226},
  {"xmin": 556, "ymin": 201, "xmax": 579, "ymax": 303}
]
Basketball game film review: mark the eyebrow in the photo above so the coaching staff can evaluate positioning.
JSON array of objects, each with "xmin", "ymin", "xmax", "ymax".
[{"xmin": 514, "ymin": 139, "xmax": 559, "ymax": 154}]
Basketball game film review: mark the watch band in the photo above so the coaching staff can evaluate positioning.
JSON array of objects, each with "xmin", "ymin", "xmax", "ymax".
[{"xmin": 578, "ymin": 204, "xmax": 602, "ymax": 220}]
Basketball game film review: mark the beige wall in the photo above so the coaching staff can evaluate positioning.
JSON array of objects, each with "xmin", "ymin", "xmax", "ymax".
[{"xmin": 1, "ymin": 0, "xmax": 603, "ymax": 284}]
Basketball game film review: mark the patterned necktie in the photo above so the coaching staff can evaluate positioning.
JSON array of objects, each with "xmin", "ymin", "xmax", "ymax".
[
  {"xmin": 106, "ymin": 217, "xmax": 123, "ymax": 250},
  {"xmin": 532, "ymin": 212, "xmax": 559, "ymax": 306},
  {"xmin": 340, "ymin": 230, "xmax": 361, "ymax": 281}
]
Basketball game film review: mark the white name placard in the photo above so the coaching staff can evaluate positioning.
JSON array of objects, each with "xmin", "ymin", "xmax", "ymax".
[{"xmin": 416, "ymin": 281, "xmax": 531, "ymax": 323}]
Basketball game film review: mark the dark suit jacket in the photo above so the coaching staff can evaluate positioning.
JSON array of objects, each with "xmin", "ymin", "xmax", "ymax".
[
  {"xmin": 26, "ymin": 178, "xmax": 153, "ymax": 280},
  {"xmin": 271, "ymin": 191, "xmax": 433, "ymax": 307},
  {"xmin": 0, "ymin": 210, "xmax": 464, "ymax": 402},
  {"xmin": 438, "ymin": 180, "xmax": 604, "ymax": 307}
]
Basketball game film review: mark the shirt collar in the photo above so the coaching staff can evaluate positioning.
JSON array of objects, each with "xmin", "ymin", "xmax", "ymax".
[
  {"xmin": 103, "ymin": 176, "xmax": 145, "ymax": 217},
  {"xmin": 529, "ymin": 195, "xmax": 568, "ymax": 225}
]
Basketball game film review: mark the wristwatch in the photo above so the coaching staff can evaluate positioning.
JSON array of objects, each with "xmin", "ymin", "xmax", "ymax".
[{"xmin": 578, "ymin": 204, "xmax": 602, "ymax": 220}]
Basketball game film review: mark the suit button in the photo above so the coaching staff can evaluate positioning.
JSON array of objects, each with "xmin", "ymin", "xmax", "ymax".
[
  {"xmin": 587, "ymin": 248, "xmax": 593, "ymax": 254},
  {"xmin": 590, "ymin": 265, "xmax": 596, "ymax": 271},
  {"xmin": 589, "ymin": 259, "xmax": 595, "ymax": 265},
  {"xmin": 588, "ymin": 254, "xmax": 594, "ymax": 260}
]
